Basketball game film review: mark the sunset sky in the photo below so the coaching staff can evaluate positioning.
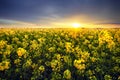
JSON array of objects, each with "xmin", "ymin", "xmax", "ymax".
[{"xmin": 0, "ymin": 0, "xmax": 120, "ymax": 28}]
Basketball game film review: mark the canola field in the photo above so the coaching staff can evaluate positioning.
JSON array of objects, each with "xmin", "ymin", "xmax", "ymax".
[{"xmin": 0, "ymin": 28, "xmax": 120, "ymax": 80}]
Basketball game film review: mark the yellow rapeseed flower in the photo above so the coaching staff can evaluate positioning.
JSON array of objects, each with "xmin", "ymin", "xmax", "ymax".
[
  {"xmin": 63, "ymin": 69, "xmax": 71, "ymax": 79},
  {"xmin": 17, "ymin": 48, "xmax": 26, "ymax": 57},
  {"xmin": 74, "ymin": 59, "xmax": 85, "ymax": 70},
  {"xmin": 0, "ymin": 40, "xmax": 7, "ymax": 49},
  {"xmin": 0, "ymin": 61, "xmax": 10, "ymax": 71},
  {"xmin": 91, "ymin": 57, "xmax": 97, "ymax": 62},
  {"xmin": 14, "ymin": 59, "xmax": 21, "ymax": 64}
]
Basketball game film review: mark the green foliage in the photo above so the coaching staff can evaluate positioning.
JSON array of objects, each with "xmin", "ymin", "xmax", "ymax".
[{"xmin": 0, "ymin": 28, "xmax": 120, "ymax": 80}]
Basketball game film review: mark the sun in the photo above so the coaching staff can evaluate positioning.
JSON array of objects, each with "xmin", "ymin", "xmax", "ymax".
[{"xmin": 72, "ymin": 23, "xmax": 81, "ymax": 28}]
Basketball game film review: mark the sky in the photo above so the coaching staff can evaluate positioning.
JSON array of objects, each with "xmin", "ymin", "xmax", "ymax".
[{"xmin": 0, "ymin": 0, "xmax": 120, "ymax": 28}]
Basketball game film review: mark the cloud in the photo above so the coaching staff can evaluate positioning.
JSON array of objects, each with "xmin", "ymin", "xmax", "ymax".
[
  {"xmin": 0, "ymin": 19, "xmax": 41, "ymax": 28},
  {"xmin": 0, "ymin": 0, "xmax": 120, "ymax": 27}
]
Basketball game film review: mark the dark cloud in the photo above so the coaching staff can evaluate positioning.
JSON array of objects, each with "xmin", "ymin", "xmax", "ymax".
[{"xmin": 0, "ymin": 0, "xmax": 120, "ymax": 24}]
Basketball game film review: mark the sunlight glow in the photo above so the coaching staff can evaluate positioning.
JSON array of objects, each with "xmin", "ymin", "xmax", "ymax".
[{"xmin": 72, "ymin": 23, "xmax": 81, "ymax": 28}]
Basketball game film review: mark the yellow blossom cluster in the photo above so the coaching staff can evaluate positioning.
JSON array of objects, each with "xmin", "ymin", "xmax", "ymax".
[
  {"xmin": 0, "ymin": 61, "xmax": 10, "ymax": 71},
  {"xmin": 38, "ymin": 37, "xmax": 46, "ymax": 43},
  {"xmin": 9, "ymin": 30, "xmax": 15, "ymax": 35},
  {"xmin": 48, "ymin": 47, "xmax": 55, "ymax": 52},
  {"xmin": 14, "ymin": 59, "xmax": 21, "ymax": 64},
  {"xmin": 56, "ymin": 54, "xmax": 61, "ymax": 60},
  {"xmin": 39, "ymin": 65, "xmax": 45, "ymax": 73},
  {"xmin": 17, "ymin": 48, "xmax": 26, "ymax": 57},
  {"xmin": 3, "ymin": 45, "xmax": 13, "ymax": 55},
  {"xmin": 30, "ymin": 43, "xmax": 38, "ymax": 50},
  {"xmin": 22, "ymin": 59, "xmax": 32, "ymax": 68},
  {"xmin": 99, "ymin": 30, "xmax": 113, "ymax": 44},
  {"xmin": 12, "ymin": 37, "xmax": 19, "ymax": 43},
  {"xmin": 51, "ymin": 60, "xmax": 62, "ymax": 72},
  {"xmin": 90, "ymin": 57, "xmax": 97, "ymax": 62},
  {"xmin": 65, "ymin": 42, "xmax": 73, "ymax": 52},
  {"xmin": 81, "ymin": 52, "xmax": 90, "ymax": 61},
  {"xmin": 65, "ymin": 42, "xmax": 71, "ymax": 49},
  {"xmin": 107, "ymin": 41, "xmax": 115, "ymax": 50},
  {"xmin": 29, "ymin": 40, "xmax": 39, "ymax": 51},
  {"xmin": 24, "ymin": 35, "xmax": 28, "ymax": 39},
  {"xmin": 63, "ymin": 69, "xmax": 71, "ymax": 79},
  {"xmin": 4, "ymin": 50, "xmax": 11, "ymax": 55},
  {"xmin": 98, "ymin": 30, "xmax": 115, "ymax": 50},
  {"xmin": 74, "ymin": 59, "xmax": 85, "ymax": 70},
  {"xmin": 0, "ymin": 40, "xmax": 7, "ymax": 49},
  {"xmin": 114, "ymin": 30, "xmax": 120, "ymax": 43},
  {"xmin": 0, "ymin": 28, "xmax": 120, "ymax": 79}
]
